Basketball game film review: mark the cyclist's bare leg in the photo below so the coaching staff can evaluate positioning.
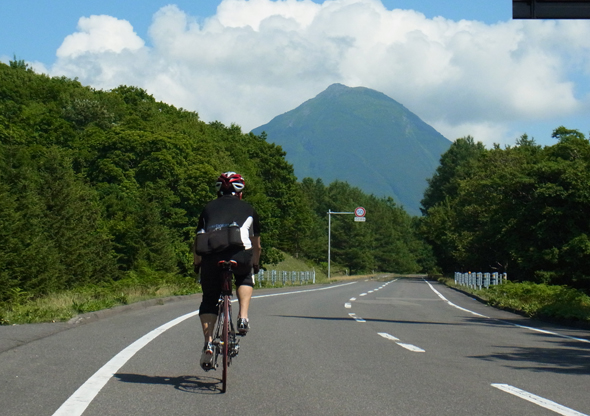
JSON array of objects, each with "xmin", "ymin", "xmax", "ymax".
[
  {"xmin": 200, "ymin": 313, "xmax": 217, "ymax": 343},
  {"xmin": 237, "ymin": 285, "xmax": 253, "ymax": 320}
]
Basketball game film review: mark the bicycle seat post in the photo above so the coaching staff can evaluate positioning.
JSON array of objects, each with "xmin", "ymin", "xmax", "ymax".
[{"xmin": 218, "ymin": 260, "xmax": 238, "ymax": 295}]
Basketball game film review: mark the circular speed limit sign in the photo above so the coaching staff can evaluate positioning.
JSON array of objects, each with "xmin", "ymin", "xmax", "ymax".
[{"xmin": 355, "ymin": 207, "xmax": 366, "ymax": 217}]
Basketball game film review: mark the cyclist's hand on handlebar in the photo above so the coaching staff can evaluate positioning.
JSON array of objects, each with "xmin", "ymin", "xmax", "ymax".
[{"xmin": 253, "ymin": 264, "xmax": 260, "ymax": 274}]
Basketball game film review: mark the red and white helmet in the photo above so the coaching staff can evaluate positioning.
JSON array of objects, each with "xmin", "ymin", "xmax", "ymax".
[{"xmin": 215, "ymin": 171, "xmax": 245, "ymax": 195}]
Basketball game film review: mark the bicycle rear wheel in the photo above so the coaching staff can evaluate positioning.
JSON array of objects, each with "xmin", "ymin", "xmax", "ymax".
[{"xmin": 221, "ymin": 294, "xmax": 229, "ymax": 393}]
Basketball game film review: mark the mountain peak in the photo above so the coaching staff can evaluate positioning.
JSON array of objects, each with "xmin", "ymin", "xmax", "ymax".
[{"xmin": 252, "ymin": 84, "xmax": 451, "ymax": 215}]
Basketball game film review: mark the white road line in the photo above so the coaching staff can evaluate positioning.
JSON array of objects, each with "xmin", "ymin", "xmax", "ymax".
[
  {"xmin": 378, "ymin": 332, "xmax": 425, "ymax": 352},
  {"xmin": 52, "ymin": 310, "xmax": 199, "ymax": 416},
  {"xmin": 349, "ymin": 297, "xmax": 356, "ymax": 301},
  {"xmin": 378, "ymin": 332, "xmax": 399, "ymax": 341},
  {"xmin": 349, "ymin": 313, "xmax": 366, "ymax": 322},
  {"xmin": 423, "ymin": 280, "xmax": 590, "ymax": 344},
  {"xmin": 360, "ymin": 293, "xmax": 367, "ymax": 297},
  {"xmin": 252, "ymin": 281, "xmax": 357, "ymax": 299},
  {"xmin": 424, "ymin": 280, "xmax": 488, "ymax": 317},
  {"xmin": 508, "ymin": 323, "xmax": 590, "ymax": 344},
  {"xmin": 345, "ymin": 303, "xmax": 352, "ymax": 308},
  {"xmin": 492, "ymin": 384, "xmax": 588, "ymax": 416},
  {"xmin": 53, "ymin": 281, "xmax": 357, "ymax": 416},
  {"xmin": 396, "ymin": 343, "xmax": 425, "ymax": 352}
]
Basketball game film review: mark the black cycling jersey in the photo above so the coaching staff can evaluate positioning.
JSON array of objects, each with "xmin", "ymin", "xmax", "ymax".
[
  {"xmin": 196, "ymin": 194, "xmax": 260, "ymax": 249},
  {"xmin": 197, "ymin": 194, "xmax": 260, "ymax": 316}
]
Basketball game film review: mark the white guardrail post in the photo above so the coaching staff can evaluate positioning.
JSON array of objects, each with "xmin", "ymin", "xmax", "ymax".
[
  {"xmin": 253, "ymin": 269, "xmax": 317, "ymax": 288},
  {"xmin": 454, "ymin": 271, "xmax": 507, "ymax": 288}
]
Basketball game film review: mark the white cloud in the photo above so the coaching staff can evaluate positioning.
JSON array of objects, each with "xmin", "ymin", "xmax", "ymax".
[
  {"xmin": 56, "ymin": 15, "xmax": 144, "ymax": 58},
  {"xmin": 47, "ymin": 0, "xmax": 590, "ymax": 147}
]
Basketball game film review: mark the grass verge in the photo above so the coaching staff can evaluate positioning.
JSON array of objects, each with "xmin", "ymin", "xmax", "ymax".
[
  {"xmin": 439, "ymin": 277, "xmax": 590, "ymax": 327},
  {"xmin": 1, "ymin": 254, "xmax": 334, "ymax": 325},
  {"xmin": 0, "ymin": 272, "xmax": 200, "ymax": 326}
]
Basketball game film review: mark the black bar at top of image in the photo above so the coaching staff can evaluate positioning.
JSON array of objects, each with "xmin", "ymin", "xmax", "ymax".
[{"xmin": 513, "ymin": 0, "xmax": 590, "ymax": 18}]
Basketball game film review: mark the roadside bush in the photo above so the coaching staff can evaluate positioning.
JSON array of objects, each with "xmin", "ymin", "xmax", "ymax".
[{"xmin": 485, "ymin": 281, "xmax": 590, "ymax": 322}]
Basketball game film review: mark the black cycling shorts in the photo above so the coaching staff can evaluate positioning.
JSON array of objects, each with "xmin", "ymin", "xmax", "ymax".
[{"xmin": 198, "ymin": 249, "xmax": 254, "ymax": 316}]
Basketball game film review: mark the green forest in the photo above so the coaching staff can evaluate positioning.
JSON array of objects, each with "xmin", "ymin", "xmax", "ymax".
[
  {"xmin": 420, "ymin": 131, "xmax": 590, "ymax": 292},
  {"xmin": 2, "ymin": 59, "xmax": 589, "ymax": 325},
  {"xmin": 0, "ymin": 60, "xmax": 428, "ymax": 308}
]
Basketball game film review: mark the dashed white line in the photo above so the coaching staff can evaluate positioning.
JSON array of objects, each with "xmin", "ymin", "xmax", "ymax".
[
  {"xmin": 349, "ymin": 313, "xmax": 366, "ymax": 322},
  {"xmin": 396, "ymin": 343, "xmax": 425, "ymax": 352},
  {"xmin": 349, "ymin": 297, "xmax": 356, "ymax": 301},
  {"xmin": 492, "ymin": 384, "xmax": 588, "ymax": 416},
  {"xmin": 359, "ymin": 293, "xmax": 367, "ymax": 296},
  {"xmin": 344, "ymin": 302, "xmax": 352, "ymax": 309},
  {"xmin": 378, "ymin": 332, "xmax": 425, "ymax": 352},
  {"xmin": 378, "ymin": 332, "xmax": 399, "ymax": 341}
]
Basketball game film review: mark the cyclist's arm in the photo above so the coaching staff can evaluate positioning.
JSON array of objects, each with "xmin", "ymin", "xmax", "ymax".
[
  {"xmin": 193, "ymin": 215, "xmax": 205, "ymax": 272},
  {"xmin": 192, "ymin": 236, "xmax": 202, "ymax": 273},
  {"xmin": 251, "ymin": 236, "xmax": 261, "ymax": 272}
]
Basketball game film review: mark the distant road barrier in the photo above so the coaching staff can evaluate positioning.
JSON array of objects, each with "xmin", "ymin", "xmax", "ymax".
[
  {"xmin": 454, "ymin": 272, "xmax": 507, "ymax": 290},
  {"xmin": 255, "ymin": 269, "xmax": 316, "ymax": 287}
]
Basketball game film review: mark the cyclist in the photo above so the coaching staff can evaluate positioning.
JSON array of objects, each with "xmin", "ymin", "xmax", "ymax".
[{"xmin": 192, "ymin": 172, "xmax": 261, "ymax": 371}]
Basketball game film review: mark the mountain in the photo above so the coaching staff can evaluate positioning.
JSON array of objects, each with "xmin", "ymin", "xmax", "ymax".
[{"xmin": 251, "ymin": 83, "xmax": 452, "ymax": 216}]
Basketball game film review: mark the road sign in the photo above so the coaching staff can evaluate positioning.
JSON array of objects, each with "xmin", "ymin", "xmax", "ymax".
[{"xmin": 328, "ymin": 206, "xmax": 367, "ymax": 278}]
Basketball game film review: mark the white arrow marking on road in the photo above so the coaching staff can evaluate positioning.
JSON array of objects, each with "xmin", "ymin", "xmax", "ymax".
[{"xmin": 492, "ymin": 384, "xmax": 588, "ymax": 416}]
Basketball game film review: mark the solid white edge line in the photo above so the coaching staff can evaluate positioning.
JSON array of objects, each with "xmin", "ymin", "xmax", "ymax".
[
  {"xmin": 252, "ymin": 281, "xmax": 357, "ymax": 299},
  {"xmin": 52, "ymin": 310, "xmax": 199, "ymax": 416},
  {"xmin": 509, "ymin": 323, "xmax": 590, "ymax": 344},
  {"xmin": 53, "ymin": 281, "xmax": 358, "ymax": 416},
  {"xmin": 492, "ymin": 384, "xmax": 588, "ymax": 416},
  {"xmin": 422, "ymin": 279, "xmax": 590, "ymax": 344}
]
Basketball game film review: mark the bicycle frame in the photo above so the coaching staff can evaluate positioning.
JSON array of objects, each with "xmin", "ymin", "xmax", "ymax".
[{"xmin": 211, "ymin": 260, "xmax": 239, "ymax": 393}]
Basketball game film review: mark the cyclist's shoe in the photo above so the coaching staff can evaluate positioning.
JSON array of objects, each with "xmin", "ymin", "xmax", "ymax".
[
  {"xmin": 237, "ymin": 318, "xmax": 249, "ymax": 335},
  {"xmin": 200, "ymin": 342, "xmax": 214, "ymax": 371}
]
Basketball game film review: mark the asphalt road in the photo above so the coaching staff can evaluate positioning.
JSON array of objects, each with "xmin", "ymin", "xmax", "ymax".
[{"xmin": 1, "ymin": 276, "xmax": 589, "ymax": 416}]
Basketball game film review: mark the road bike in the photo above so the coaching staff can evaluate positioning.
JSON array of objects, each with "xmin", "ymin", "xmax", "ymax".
[{"xmin": 211, "ymin": 260, "xmax": 240, "ymax": 393}]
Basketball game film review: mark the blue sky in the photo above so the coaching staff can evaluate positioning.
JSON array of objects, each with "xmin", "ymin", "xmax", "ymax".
[
  {"xmin": 1, "ymin": 0, "xmax": 588, "ymax": 147},
  {"xmin": 2, "ymin": 0, "xmax": 511, "ymax": 64}
]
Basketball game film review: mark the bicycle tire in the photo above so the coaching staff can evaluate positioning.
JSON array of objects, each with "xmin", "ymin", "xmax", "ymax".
[{"xmin": 222, "ymin": 294, "xmax": 229, "ymax": 393}]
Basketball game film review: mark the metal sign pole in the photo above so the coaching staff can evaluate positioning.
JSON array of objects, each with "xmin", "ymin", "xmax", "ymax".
[
  {"xmin": 328, "ymin": 209, "xmax": 331, "ymax": 279},
  {"xmin": 327, "ymin": 209, "xmax": 364, "ymax": 278}
]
